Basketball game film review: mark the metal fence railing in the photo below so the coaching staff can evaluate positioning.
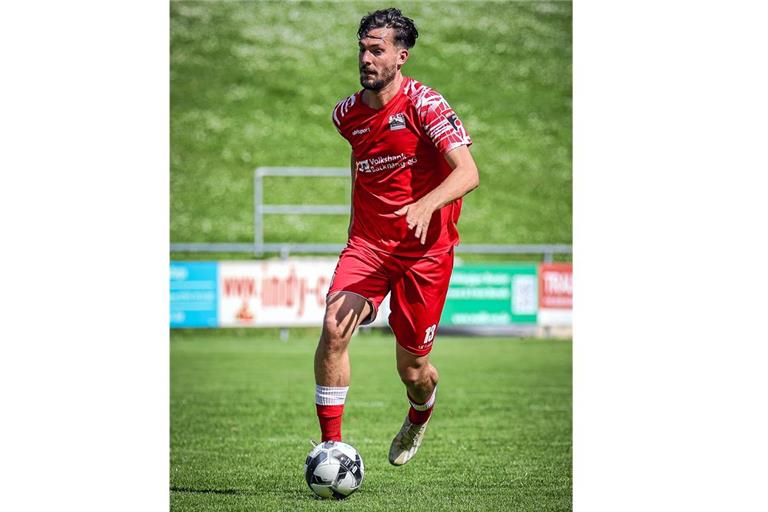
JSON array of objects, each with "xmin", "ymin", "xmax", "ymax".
[{"xmin": 170, "ymin": 167, "xmax": 572, "ymax": 262}]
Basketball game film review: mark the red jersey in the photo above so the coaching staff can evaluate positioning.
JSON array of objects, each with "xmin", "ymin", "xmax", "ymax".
[{"xmin": 331, "ymin": 76, "xmax": 472, "ymax": 257}]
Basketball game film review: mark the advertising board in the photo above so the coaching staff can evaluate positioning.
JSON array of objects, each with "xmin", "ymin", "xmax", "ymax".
[
  {"xmin": 441, "ymin": 264, "xmax": 539, "ymax": 326},
  {"xmin": 170, "ymin": 262, "xmax": 219, "ymax": 328},
  {"xmin": 170, "ymin": 260, "xmax": 571, "ymax": 330},
  {"xmin": 538, "ymin": 262, "xmax": 573, "ymax": 326},
  {"xmin": 217, "ymin": 260, "xmax": 334, "ymax": 327}
]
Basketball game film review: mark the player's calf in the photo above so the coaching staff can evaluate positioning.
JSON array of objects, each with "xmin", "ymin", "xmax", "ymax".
[
  {"xmin": 400, "ymin": 363, "xmax": 438, "ymax": 424},
  {"xmin": 313, "ymin": 292, "xmax": 372, "ymax": 442},
  {"xmin": 397, "ymin": 357, "xmax": 438, "ymax": 425},
  {"xmin": 389, "ymin": 353, "xmax": 438, "ymax": 465}
]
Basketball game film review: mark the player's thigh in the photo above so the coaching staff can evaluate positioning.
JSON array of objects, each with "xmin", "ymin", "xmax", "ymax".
[
  {"xmin": 327, "ymin": 243, "xmax": 391, "ymax": 326},
  {"xmin": 389, "ymin": 249, "xmax": 454, "ymax": 356},
  {"xmin": 322, "ymin": 291, "xmax": 373, "ymax": 344}
]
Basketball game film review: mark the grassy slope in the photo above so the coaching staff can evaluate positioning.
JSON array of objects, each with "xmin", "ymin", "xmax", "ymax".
[
  {"xmin": 170, "ymin": 1, "xmax": 572, "ymax": 250},
  {"xmin": 171, "ymin": 330, "xmax": 572, "ymax": 511}
]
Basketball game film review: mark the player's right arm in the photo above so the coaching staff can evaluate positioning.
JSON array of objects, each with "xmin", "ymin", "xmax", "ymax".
[
  {"xmin": 331, "ymin": 96, "xmax": 357, "ymax": 239},
  {"xmin": 348, "ymin": 152, "xmax": 355, "ymax": 239}
]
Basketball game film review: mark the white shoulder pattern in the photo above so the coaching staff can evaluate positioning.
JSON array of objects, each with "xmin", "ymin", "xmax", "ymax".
[
  {"xmin": 331, "ymin": 93, "xmax": 357, "ymax": 129},
  {"xmin": 405, "ymin": 79, "xmax": 471, "ymax": 151},
  {"xmin": 404, "ymin": 79, "xmax": 446, "ymax": 114}
]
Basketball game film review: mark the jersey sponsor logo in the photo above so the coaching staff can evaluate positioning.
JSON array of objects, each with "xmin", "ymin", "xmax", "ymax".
[
  {"xmin": 352, "ymin": 127, "xmax": 370, "ymax": 136},
  {"xmin": 357, "ymin": 159, "xmax": 371, "ymax": 173},
  {"xmin": 388, "ymin": 112, "xmax": 406, "ymax": 131},
  {"xmin": 355, "ymin": 153, "xmax": 417, "ymax": 174}
]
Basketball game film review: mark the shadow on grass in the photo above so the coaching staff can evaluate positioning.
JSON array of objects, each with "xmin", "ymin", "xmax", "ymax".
[
  {"xmin": 171, "ymin": 486, "xmax": 247, "ymax": 495},
  {"xmin": 171, "ymin": 486, "xmax": 318, "ymax": 501}
]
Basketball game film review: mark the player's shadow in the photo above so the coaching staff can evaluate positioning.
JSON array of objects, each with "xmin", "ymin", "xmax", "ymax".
[
  {"xmin": 170, "ymin": 486, "xmax": 248, "ymax": 496},
  {"xmin": 170, "ymin": 486, "xmax": 322, "ymax": 501}
]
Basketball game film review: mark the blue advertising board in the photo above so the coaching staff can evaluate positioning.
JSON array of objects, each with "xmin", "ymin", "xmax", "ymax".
[{"xmin": 170, "ymin": 262, "xmax": 219, "ymax": 328}]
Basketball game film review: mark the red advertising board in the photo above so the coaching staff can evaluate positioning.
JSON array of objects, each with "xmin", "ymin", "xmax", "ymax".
[{"xmin": 539, "ymin": 263, "xmax": 572, "ymax": 309}]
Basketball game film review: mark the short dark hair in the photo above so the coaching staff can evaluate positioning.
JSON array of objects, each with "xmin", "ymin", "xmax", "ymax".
[{"xmin": 357, "ymin": 8, "xmax": 418, "ymax": 49}]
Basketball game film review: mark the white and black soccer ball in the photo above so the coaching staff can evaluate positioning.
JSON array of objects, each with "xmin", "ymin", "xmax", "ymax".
[{"xmin": 304, "ymin": 441, "xmax": 364, "ymax": 499}]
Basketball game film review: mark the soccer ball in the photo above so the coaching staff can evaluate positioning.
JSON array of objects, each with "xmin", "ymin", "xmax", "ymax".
[{"xmin": 304, "ymin": 441, "xmax": 364, "ymax": 499}]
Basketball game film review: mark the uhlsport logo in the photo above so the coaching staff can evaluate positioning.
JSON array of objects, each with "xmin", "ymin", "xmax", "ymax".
[
  {"xmin": 388, "ymin": 112, "xmax": 406, "ymax": 131},
  {"xmin": 352, "ymin": 126, "xmax": 370, "ymax": 136}
]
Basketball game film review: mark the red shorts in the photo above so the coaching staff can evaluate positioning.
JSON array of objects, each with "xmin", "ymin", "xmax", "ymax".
[{"xmin": 327, "ymin": 240, "xmax": 454, "ymax": 356}]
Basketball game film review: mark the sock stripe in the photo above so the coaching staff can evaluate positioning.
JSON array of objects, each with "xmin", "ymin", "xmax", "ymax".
[
  {"xmin": 315, "ymin": 385, "xmax": 349, "ymax": 406},
  {"xmin": 408, "ymin": 386, "xmax": 437, "ymax": 411}
]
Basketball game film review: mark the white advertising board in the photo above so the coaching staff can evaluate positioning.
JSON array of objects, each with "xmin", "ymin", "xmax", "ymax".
[{"xmin": 217, "ymin": 259, "xmax": 390, "ymax": 328}]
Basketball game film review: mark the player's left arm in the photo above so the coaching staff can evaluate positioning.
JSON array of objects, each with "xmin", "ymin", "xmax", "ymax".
[{"xmin": 394, "ymin": 145, "xmax": 479, "ymax": 244}]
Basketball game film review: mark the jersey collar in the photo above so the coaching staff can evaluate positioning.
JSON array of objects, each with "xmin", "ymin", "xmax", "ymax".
[{"xmin": 358, "ymin": 76, "xmax": 410, "ymax": 112}]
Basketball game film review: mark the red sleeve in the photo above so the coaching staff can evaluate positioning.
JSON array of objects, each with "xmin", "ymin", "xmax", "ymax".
[
  {"xmin": 417, "ymin": 92, "xmax": 472, "ymax": 154},
  {"xmin": 332, "ymin": 94, "xmax": 357, "ymax": 143},
  {"xmin": 331, "ymin": 103, "xmax": 345, "ymax": 139}
]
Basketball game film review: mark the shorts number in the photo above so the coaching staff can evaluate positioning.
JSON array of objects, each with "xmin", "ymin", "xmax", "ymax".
[{"xmin": 423, "ymin": 324, "xmax": 437, "ymax": 344}]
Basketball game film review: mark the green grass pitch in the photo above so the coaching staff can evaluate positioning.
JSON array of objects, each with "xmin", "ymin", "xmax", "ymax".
[
  {"xmin": 171, "ymin": 2, "xmax": 572, "ymax": 508},
  {"xmin": 171, "ymin": 329, "xmax": 572, "ymax": 511}
]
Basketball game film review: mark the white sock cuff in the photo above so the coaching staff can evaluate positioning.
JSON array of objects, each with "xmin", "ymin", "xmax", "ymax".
[
  {"xmin": 315, "ymin": 385, "xmax": 349, "ymax": 406},
  {"xmin": 409, "ymin": 386, "xmax": 437, "ymax": 411}
]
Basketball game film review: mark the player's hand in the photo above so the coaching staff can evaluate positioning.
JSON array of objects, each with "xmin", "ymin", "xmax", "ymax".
[{"xmin": 394, "ymin": 199, "xmax": 436, "ymax": 245}]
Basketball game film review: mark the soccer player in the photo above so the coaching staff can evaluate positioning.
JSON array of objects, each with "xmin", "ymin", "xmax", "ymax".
[{"xmin": 314, "ymin": 7, "xmax": 479, "ymax": 466}]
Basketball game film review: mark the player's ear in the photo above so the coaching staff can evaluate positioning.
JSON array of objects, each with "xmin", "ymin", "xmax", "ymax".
[{"xmin": 397, "ymin": 47, "xmax": 409, "ymax": 66}]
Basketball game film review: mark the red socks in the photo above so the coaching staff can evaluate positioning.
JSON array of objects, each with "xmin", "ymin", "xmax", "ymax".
[
  {"xmin": 408, "ymin": 386, "xmax": 437, "ymax": 425},
  {"xmin": 316, "ymin": 404, "xmax": 344, "ymax": 442},
  {"xmin": 315, "ymin": 385, "xmax": 349, "ymax": 442},
  {"xmin": 315, "ymin": 385, "xmax": 437, "ymax": 439}
]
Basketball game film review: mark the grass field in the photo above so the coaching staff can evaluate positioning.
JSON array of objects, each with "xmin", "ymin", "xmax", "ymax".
[
  {"xmin": 171, "ymin": 329, "xmax": 572, "ymax": 511},
  {"xmin": 171, "ymin": 2, "xmax": 572, "ymax": 509},
  {"xmin": 171, "ymin": 1, "xmax": 572, "ymax": 255}
]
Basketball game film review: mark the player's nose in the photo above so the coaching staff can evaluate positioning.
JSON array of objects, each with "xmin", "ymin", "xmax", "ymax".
[{"xmin": 359, "ymin": 51, "xmax": 374, "ymax": 66}]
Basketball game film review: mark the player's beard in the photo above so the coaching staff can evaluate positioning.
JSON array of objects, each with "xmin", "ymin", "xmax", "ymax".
[{"xmin": 360, "ymin": 64, "xmax": 396, "ymax": 91}]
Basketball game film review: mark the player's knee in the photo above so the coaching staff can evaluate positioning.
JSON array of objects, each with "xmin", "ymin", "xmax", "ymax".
[
  {"xmin": 320, "ymin": 316, "xmax": 350, "ymax": 353},
  {"xmin": 320, "ymin": 293, "xmax": 367, "ymax": 350},
  {"xmin": 399, "ymin": 362, "xmax": 438, "ymax": 388},
  {"xmin": 398, "ymin": 365, "xmax": 424, "ymax": 386}
]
